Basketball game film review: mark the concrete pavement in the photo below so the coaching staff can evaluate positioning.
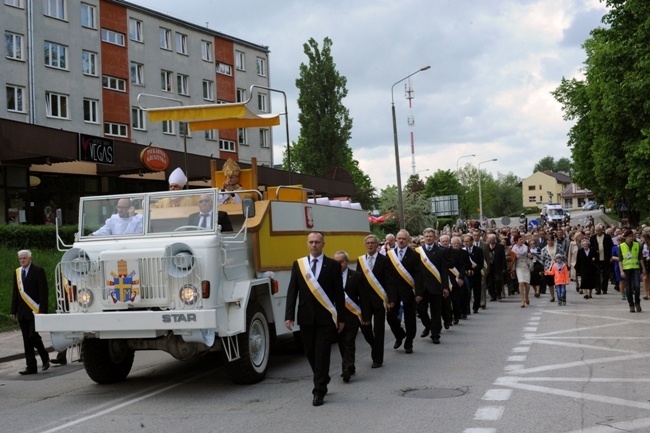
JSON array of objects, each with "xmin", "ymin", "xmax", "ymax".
[{"xmin": 0, "ymin": 326, "xmax": 54, "ymax": 364}]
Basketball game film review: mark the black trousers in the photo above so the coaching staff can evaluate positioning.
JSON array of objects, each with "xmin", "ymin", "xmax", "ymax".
[
  {"xmin": 596, "ymin": 260, "xmax": 609, "ymax": 293},
  {"xmin": 417, "ymin": 292, "xmax": 442, "ymax": 337},
  {"xmin": 470, "ymin": 276, "xmax": 482, "ymax": 312},
  {"xmin": 387, "ymin": 296, "xmax": 416, "ymax": 346},
  {"xmin": 299, "ymin": 323, "xmax": 337, "ymax": 396},
  {"xmin": 442, "ymin": 294, "xmax": 453, "ymax": 325},
  {"xmin": 337, "ymin": 320, "xmax": 359, "ymax": 374},
  {"xmin": 360, "ymin": 306, "xmax": 386, "ymax": 364},
  {"xmin": 487, "ymin": 271, "xmax": 504, "ymax": 300},
  {"xmin": 450, "ymin": 285, "xmax": 462, "ymax": 321},
  {"xmin": 19, "ymin": 317, "xmax": 48, "ymax": 370}
]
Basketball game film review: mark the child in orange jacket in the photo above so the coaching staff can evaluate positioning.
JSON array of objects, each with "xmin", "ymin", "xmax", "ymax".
[{"xmin": 545, "ymin": 254, "xmax": 570, "ymax": 305}]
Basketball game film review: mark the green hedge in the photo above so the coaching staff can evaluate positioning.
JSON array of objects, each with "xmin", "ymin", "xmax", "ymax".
[{"xmin": 0, "ymin": 225, "xmax": 78, "ymax": 250}]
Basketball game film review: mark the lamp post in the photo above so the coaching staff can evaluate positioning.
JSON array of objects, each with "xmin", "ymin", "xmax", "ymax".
[
  {"xmin": 456, "ymin": 154, "xmax": 476, "ymax": 174},
  {"xmin": 478, "ymin": 158, "xmax": 497, "ymax": 223},
  {"xmin": 392, "ymin": 66, "xmax": 431, "ymax": 229}
]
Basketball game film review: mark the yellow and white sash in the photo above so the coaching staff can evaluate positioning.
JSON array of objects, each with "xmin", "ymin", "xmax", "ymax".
[
  {"xmin": 298, "ymin": 257, "xmax": 337, "ymax": 325},
  {"xmin": 388, "ymin": 249, "xmax": 415, "ymax": 288},
  {"xmin": 16, "ymin": 268, "xmax": 39, "ymax": 313},
  {"xmin": 449, "ymin": 266, "xmax": 460, "ymax": 278},
  {"xmin": 482, "ymin": 261, "xmax": 488, "ymax": 277},
  {"xmin": 416, "ymin": 246, "xmax": 441, "ymax": 284},
  {"xmin": 344, "ymin": 292, "xmax": 362, "ymax": 321},
  {"xmin": 358, "ymin": 255, "xmax": 388, "ymax": 309}
]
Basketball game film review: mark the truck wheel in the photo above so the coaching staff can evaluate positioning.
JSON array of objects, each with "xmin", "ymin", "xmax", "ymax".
[
  {"xmin": 226, "ymin": 301, "xmax": 270, "ymax": 384},
  {"xmin": 82, "ymin": 339, "xmax": 135, "ymax": 384}
]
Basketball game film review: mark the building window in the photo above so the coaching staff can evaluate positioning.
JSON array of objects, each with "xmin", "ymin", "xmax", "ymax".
[
  {"xmin": 129, "ymin": 18, "xmax": 143, "ymax": 42},
  {"xmin": 258, "ymin": 93, "xmax": 267, "ymax": 112},
  {"xmin": 159, "ymin": 27, "xmax": 171, "ymax": 50},
  {"xmin": 219, "ymin": 139, "xmax": 235, "ymax": 152},
  {"xmin": 5, "ymin": 32, "xmax": 24, "ymax": 60},
  {"xmin": 175, "ymin": 32, "xmax": 187, "ymax": 55},
  {"xmin": 177, "ymin": 73, "xmax": 189, "ymax": 96},
  {"xmin": 80, "ymin": 3, "xmax": 95, "ymax": 28},
  {"xmin": 102, "ymin": 75, "xmax": 126, "ymax": 92},
  {"xmin": 82, "ymin": 50, "xmax": 97, "ymax": 76},
  {"xmin": 101, "ymin": 28, "xmax": 125, "ymax": 46},
  {"xmin": 5, "ymin": 0, "xmax": 25, "ymax": 8},
  {"xmin": 238, "ymin": 128, "xmax": 247, "ymax": 145},
  {"xmin": 528, "ymin": 185, "xmax": 535, "ymax": 191},
  {"xmin": 528, "ymin": 196, "xmax": 537, "ymax": 203},
  {"xmin": 132, "ymin": 107, "xmax": 146, "ymax": 130},
  {"xmin": 179, "ymin": 122, "xmax": 191, "ymax": 137},
  {"xmin": 45, "ymin": 91, "xmax": 68, "ymax": 119},
  {"xmin": 201, "ymin": 40, "xmax": 212, "ymax": 61},
  {"xmin": 202, "ymin": 80, "xmax": 214, "ymax": 101},
  {"xmin": 216, "ymin": 62, "xmax": 232, "ymax": 76},
  {"xmin": 162, "ymin": 120, "xmax": 174, "ymax": 135},
  {"xmin": 205, "ymin": 129, "xmax": 216, "ymax": 141},
  {"xmin": 236, "ymin": 88, "xmax": 247, "ymax": 103},
  {"xmin": 130, "ymin": 62, "xmax": 144, "ymax": 86},
  {"xmin": 256, "ymin": 57, "xmax": 266, "ymax": 76},
  {"xmin": 160, "ymin": 70, "xmax": 172, "ymax": 92},
  {"xmin": 44, "ymin": 0, "xmax": 65, "ymax": 20},
  {"xmin": 259, "ymin": 129, "xmax": 269, "ymax": 148},
  {"xmin": 83, "ymin": 98, "xmax": 98, "ymax": 123},
  {"xmin": 44, "ymin": 41, "xmax": 67, "ymax": 69},
  {"xmin": 104, "ymin": 122, "xmax": 127, "ymax": 137},
  {"xmin": 6, "ymin": 85, "xmax": 25, "ymax": 112},
  {"xmin": 235, "ymin": 51, "xmax": 245, "ymax": 70}
]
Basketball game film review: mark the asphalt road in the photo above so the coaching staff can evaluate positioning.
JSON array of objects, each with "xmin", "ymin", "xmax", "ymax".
[{"xmin": 1, "ymin": 281, "xmax": 648, "ymax": 433}]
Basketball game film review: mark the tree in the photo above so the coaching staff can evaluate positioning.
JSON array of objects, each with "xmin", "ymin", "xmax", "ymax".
[
  {"xmin": 552, "ymin": 0, "xmax": 650, "ymax": 224},
  {"xmin": 285, "ymin": 37, "xmax": 376, "ymax": 208},
  {"xmin": 532, "ymin": 156, "xmax": 572, "ymax": 174},
  {"xmin": 405, "ymin": 174, "xmax": 425, "ymax": 194},
  {"xmin": 422, "ymin": 169, "xmax": 462, "ymax": 199},
  {"xmin": 378, "ymin": 185, "xmax": 433, "ymax": 235}
]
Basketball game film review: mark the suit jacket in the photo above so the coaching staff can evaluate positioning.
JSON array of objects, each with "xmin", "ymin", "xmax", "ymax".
[
  {"xmin": 590, "ymin": 233, "xmax": 614, "ymax": 262},
  {"xmin": 341, "ymin": 268, "xmax": 364, "ymax": 325},
  {"xmin": 386, "ymin": 247, "xmax": 419, "ymax": 302},
  {"xmin": 358, "ymin": 252, "xmax": 393, "ymax": 321},
  {"xmin": 464, "ymin": 245, "xmax": 485, "ymax": 281},
  {"xmin": 285, "ymin": 255, "xmax": 344, "ymax": 327},
  {"xmin": 415, "ymin": 245, "xmax": 449, "ymax": 296},
  {"xmin": 441, "ymin": 246, "xmax": 466, "ymax": 290},
  {"xmin": 11, "ymin": 263, "xmax": 49, "ymax": 320},
  {"xmin": 188, "ymin": 211, "xmax": 233, "ymax": 232},
  {"xmin": 476, "ymin": 240, "xmax": 490, "ymax": 275},
  {"xmin": 486, "ymin": 242, "xmax": 507, "ymax": 275}
]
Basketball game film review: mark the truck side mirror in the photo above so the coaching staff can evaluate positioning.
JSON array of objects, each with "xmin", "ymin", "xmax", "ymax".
[
  {"xmin": 242, "ymin": 198, "xmax": 255, "ymax": 218},
  {"xmin": 56, "ymin": 208, "xmax": 63, "ymax": 227}
]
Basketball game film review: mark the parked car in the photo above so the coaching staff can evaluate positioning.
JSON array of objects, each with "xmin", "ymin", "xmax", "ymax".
[{"xmin": 583, "ymin": 201, "xmax": 598, "ymax": 211}]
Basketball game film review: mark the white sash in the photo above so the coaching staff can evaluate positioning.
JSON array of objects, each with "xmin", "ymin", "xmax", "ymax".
[
  {"xmin": 16, "ymin": 268, "xmax": 40, "ymax": 313},
  {"xmin": 387, "ymin": 249, "xmax": 415, "ymax": 288},
  {"xmin": 298, "ymin": 257, "xmax": 337, "ymax": 325},
  {"xmin": 416, "ymin": 246, "xmax": 441, "ymax": 284},
  {"xmin": 344, "ymin": 292, "xmax": 362, "ymax": 321}
]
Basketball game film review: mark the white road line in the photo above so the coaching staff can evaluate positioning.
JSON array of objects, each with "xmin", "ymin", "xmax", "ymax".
[
  {"xmin": 544, "ymin": 310, "xmax": 650, "ymax": 323},
  {"xmin": 512, "ymin": 346, "xmax": 530, "ymax": 353},
  {"xmin": 524, "ymin": 327, "xmax": 538, "ymax": 332},
  {"xmin": 463, "ymin": 428, "xmax": 496, "ymax": 433},
  {"xmin": 482, "ymin": 389, "xmax": 512, "ymax": 401},
  {"xmin": 506, "ymin": 352, "xmax": 650, "ymax": 375},
  {"xmin": 498, "ymin": 377, "xmax": 650, "ymax": 383},
  {"xmin": 534, "ymin": 321, "xmax": 633, "ymax": 337},
  {"xmin": 564, "ymin": 416, "xmax": 650, "ymax": 433},
  {"xmin": 507, "ymin": 355, "xmax": 526, "ymax": 362},
  {"xmin": 495, "ymin": 377, "xmax": 650, "ymax": 410},
  {"xmin": 527, "ymin": 338, "xmax": 640, "ymax": 353},
  {"xmin": 474, "ymin": 406, "xmax": 505, "ymax": 421},
  {"xmin": 527, "ymin": 336, "xmax": 650, "ymax": 340},
  {"xmin": 504, "ymin": 364, "xmax": 525, "ymax": 371}
]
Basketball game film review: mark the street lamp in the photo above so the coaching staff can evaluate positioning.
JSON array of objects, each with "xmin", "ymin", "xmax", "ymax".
[
  {"xmin": 456, "ymin": 154, "xmax": 476, "ymax": 174},
  {"xmin": 478, "ymin": 158, "xmax": 497, "ymax": 223},
  {"xmin": 392, "ymin": 65, "xmax": 431, "ymax": 229}
]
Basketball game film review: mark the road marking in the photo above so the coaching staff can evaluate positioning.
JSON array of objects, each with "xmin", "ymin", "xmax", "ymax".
[
  {"xmin": 482, "ymin": 389, "xmax": 512, "ymax": 401},
  {"xmin": 506, "ymin": 352, "xmax": 650, "ymax": 375},
  {"xmin": 524, "ymin": 327, "xmax": 537, "ymax": 332},
  {"xmin": 564, "ymin": 416, "xmax": 650, "ymax": 433},
  {"xmin": 498, "ymin": 377, "xmax": 650, "ymax": 383},
  {"xmin": 507, "ymin": 355, "xmax": 526, "ymax": 362},
  {"xmin": 528, "ymin": 338, "xmax": 639, "ymax": 353},
  {"xmin": 463, "ymin": 429, "xmax": 496, "ymax": 433},
  {"xmin": 534, "ymin": 321, "xmax": 633, "ymax": 338},
  {"xmin": 474, "ymin": 406, "xmax": 504, "ymax": 421},
  {"xmin": 504, "ymin": 364, "xmax": 525, "ymax": 371},
  {"xmin": 512, "ymin": 346, "xmax": 530, "ymax": 353}
]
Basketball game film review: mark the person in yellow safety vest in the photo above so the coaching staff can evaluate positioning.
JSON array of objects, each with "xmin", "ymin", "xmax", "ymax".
[{"xmin": 618, "ymin": 230, "xmax": 646, "ymax": 313}]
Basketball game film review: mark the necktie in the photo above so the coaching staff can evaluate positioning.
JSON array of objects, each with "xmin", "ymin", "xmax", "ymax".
[
  {"xmin": 199, "ymin": 214, "xmax": 208, "ymax": 228},
  {"xmin": 399, "ymin": 249, "xmax": 404, "ymax": 259},
  {"xmin": 311, "ymin": 258, "xmax": 318, "ymax": 276},
  {"xmin": 368, "ymin": 255, "xmax": 375, "ymax": 270},
  {"xmin": 21, "ymin": 268, "xmax": 26, "ymax": 281}
]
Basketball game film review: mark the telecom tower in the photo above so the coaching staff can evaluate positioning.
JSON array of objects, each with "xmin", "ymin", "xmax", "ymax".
[{"xmin": 405, "ymin": 78, "xmax": 416, "ymax": 175}]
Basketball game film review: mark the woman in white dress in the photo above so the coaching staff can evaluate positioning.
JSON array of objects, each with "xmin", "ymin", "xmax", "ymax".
[{"xmin": 512, "ymin": 234, "xmax": 532, "ymax": 308}]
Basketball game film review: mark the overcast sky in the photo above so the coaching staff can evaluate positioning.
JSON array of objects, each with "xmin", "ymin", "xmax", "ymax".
[{"xmin": 130, "ymin": 0, "xmax": 607, "ymax": 190}]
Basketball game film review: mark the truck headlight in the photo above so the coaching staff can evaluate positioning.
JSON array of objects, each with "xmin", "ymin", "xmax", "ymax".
[
  {"xmin": 179, "ymin": 284, "xmax": 199, "ymax": 305},
  {"xmin": 77, "ymin": 289, "xmax": 93, "ymax": 309}
]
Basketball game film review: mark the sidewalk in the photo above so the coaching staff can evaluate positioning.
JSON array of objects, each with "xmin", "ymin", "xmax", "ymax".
[{"xmin": 0, "ymin": 328, "xmax": 54, "ymax": 364}]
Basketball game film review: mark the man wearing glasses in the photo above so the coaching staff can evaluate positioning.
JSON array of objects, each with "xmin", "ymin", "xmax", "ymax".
[
  {"xmin": 92, "ymin": 198, "xmax": 143, "ymax": 236},
  {"xmin": 187, "ymin": 193, "xmax": 233, "ymax": 232}
]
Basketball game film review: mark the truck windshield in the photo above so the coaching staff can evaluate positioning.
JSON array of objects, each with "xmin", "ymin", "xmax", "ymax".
[
  {"xmin": 81, "ymin": 196, "xmax": 146, "ymax": 237},
  {"xmin": 548, "ymin": 209, "xmax": 563, "ymax": 217}
]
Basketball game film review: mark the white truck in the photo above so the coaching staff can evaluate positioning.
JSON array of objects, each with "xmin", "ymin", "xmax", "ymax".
[{"xmin": 36, "ymin": 187, "xmax": 368, "ymax": 384}]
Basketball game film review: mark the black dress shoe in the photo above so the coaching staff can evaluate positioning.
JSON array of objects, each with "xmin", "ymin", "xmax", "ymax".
[
  {"xmin": 404, "ymin": 346, "xmax": 413, "ymax": 354},
  {"xmin": 42, "ymin": 360, "xmax": 50, "ymax": 371},
  {"xmin": 371, "ymin": 362, "xmax": 382, "ymax": 368},
  {"xmin": 420, "ymin": 328, "xmax": 430, "ymax": 338},
  {"xmin": 393, "ymin": 335, "xmax": 404, "ymax": 349},
  {"xmin": 431, "ymin": 335, "xmax": 440, "ymax": 344},
  {"xmin": 473, "ymin": 309, "xmax": 479, "ymax": 314},
  {"xmin": 19, "ymin": 369, "xmax": 37, "ymax": 375},
  {"xmin": 342, "ymin": 370, "xmax": 350, "ymax": 383},
  {"xmin": 453, "ymin": 319, "xmax": 460, "ymax": 325},
  {"xmin": 443, "ymin": 322, "xmax": 450, "ymax": 329},
  {"xmin": 312, "ymin": 394, "xmax": 324, "ymax": 406},
  {"xmin": 50, "ymin": 358, "xmax": 67, "ymax": 365},
  {"xmin": 461, "ymin": 314, "xmax": 468, "ymax": 320}
]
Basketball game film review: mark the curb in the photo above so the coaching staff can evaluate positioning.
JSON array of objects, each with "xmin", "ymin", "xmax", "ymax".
[{"xmin": 0, "ymin": 346, "xmax": 55, "ymax": 365}]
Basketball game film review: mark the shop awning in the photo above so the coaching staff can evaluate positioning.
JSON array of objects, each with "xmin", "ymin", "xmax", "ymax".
[{"xmin": 147, "ymin": 103, "xmax": 280, "ymax": 131}]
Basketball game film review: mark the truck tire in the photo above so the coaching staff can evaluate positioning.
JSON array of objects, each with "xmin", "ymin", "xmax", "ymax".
[
  {"xmin": 82, "ymin": 339, "xmax": 135, "ymax": 384},
  {"xmin": 226, "ymin": 301, "xmax": 270, "ymax": 384}
]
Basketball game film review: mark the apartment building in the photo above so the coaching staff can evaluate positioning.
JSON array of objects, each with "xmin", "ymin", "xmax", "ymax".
[{"xmin": 0, "ymin": 0, "xmax": 275, "ymax": 224}]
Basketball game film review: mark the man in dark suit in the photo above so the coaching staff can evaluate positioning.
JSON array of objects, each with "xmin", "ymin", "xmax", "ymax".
[
  {"xmin": 10, "ymin": 249, "xmax": 50, "ymax": 375},
  {"xmin": 590, "ymin": 224, "xmax": 614, "ymax": 294},
  {"xmin": 358, "ymin": 234, "xmax": 393, "ymax": 368},
  {"xmin": 386, "ymin": 229, "xmax": 419, "ymax": 353},
  {"xmin": 415, "ymin": 229, "xmax": 449, "ymax": 344},
  {"xmin": 486, "ymin": 233, "xmax": 507, "ymax": 301},
  {"xmin": 187, "ymin": 193, "xmax": 233, "ymax": 232},
  {"xmin": 463, "ymin": 235, "xmax": 485, "ymax": 314},
  {"xmin": 450, "ymin": 236, "xmax": 471, "ymax": 320},
  {"xmin": 285, "ymin": 232, "xmax": 344, "ymax": 407},
  {"xmin": 333, "ymin": 251, "xmax": 363, "ymax": 383},
  {"xmin": 472, "ymin": 229, "xmax": 490, "ymax": 309}
]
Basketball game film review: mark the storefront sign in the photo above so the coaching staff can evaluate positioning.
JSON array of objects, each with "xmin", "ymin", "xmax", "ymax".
[
  {"xmin": 79, "ymin": 134, "xmax": 114, "ymax": 165},
  {"xmin": 140, "ymin": 147, "xmax": 169, "ymax": 171}
]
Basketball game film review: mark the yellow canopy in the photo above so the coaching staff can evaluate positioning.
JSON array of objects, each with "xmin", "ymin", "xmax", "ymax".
[{"xmin": 147, "ymin": 103, "xmax": 280, "ymax": 131}]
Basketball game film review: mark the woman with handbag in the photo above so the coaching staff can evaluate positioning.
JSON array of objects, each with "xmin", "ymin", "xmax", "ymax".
[{"xmin": 512, "ymin": 234, "xmax": 532, "ymax": 308}]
